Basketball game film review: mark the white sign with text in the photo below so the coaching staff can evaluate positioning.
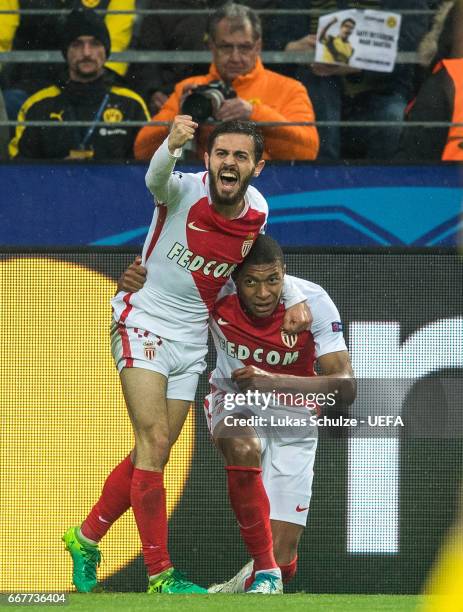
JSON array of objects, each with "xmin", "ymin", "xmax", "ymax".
[{"xmin": 315, "ymin": 9, "xmax": 402, "ymax": 73}]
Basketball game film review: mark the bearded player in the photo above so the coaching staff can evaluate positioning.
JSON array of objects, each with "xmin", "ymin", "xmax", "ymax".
[
  {"xmin": 206, "ymin": 234, "xmax": 356, "ymax": 593},
  {"xmin": 120, "ymin": 234, "xmax": 355, "ymax": 593},
  {"xmin": 62, "ymin": 116, "xmax": 310, "ymax": 593}
]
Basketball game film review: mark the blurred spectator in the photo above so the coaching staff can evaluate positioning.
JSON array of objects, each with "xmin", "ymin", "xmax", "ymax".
[
  {"xmin": 128, "ymin": 0, "xmax": 278, "ymax": 116},
  {"xmin": 0, "ymin": 89, "xmax": 9, "ymax": 160},
  {"xmin": 128, "ymin": 0, "xmax": 223, "ymax": 115},
  {"xmin": 415, "ymin": 0, "xmax": 461, "ymax": 69},
  {"xmin": 0, "ymin": 0, "xmax": 20, "ymax": 57},
  {"xmin": 421, "ymin": 482, "xmax": 463, "ymax": 612},
  {"xmin": 267, "ymin": 0, "xmax": 431, "ymax": 160},
  {"xmin": 0, "ymin": 1, "xmax": 18, "ymax": 154},
  {"xmin": 0, "ymin": 0, "xmax": 137, "ymax": 120},
  {"xmin": 134, "ymin": 2, "xmax": 319, "ymax": 161},
  {"xmin": 398, "ymin": 0, "xmax": 463, "ymax": 160},
  {"xmin": 9, "ymin": 9, "xmax": 149, "ymax": 160}
]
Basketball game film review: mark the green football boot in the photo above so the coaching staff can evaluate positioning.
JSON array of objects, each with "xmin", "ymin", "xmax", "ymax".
[
  {"xmin": 147, "ymin": 567, "xmax": 207, "ymax": 594},
  {"xmin": 62, "ymin": 526, "xmax": 101, "ymax": 592}
]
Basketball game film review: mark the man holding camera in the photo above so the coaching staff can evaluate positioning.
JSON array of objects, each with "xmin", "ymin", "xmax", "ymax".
[{"xmin": 134, "ymin": 3, "xmax": 319, "ymax": 161}]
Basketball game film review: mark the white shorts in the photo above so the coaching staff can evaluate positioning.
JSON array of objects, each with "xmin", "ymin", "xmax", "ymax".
[
  {"xmin": 111, "ymin": 320, "xmax": 207, "ymax": 401},
  {"xmin": 204, "ymin": 389, "xmax": 317, "ymax": 527}
]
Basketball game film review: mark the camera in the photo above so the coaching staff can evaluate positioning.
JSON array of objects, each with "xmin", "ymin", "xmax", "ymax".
[{"xmin": 181, "ymin": 80, "xmax": 236, "ymax": 122}]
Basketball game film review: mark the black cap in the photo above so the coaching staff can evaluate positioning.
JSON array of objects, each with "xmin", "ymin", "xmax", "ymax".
[{"xmin": 61, "ymin": 9, "xmax": 111, "ymax": 59}]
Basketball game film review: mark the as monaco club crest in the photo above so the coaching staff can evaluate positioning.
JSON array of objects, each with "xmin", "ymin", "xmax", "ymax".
[
  {"xmin": 143, "ymin": 340, "xmax": 156, "ymax": 360},
  {"xmin": 281, "ymin": 330, "xmax": 298, "ymax": 349},
  {"xmin": 241, "ymin": 233, "xmax": 255, "ymax": 257}
]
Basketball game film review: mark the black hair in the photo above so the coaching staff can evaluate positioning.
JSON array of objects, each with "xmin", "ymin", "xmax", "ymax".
[
  {"xmin": 234, "ymin": 235, "xmax": 285, "ymax": 276},
  {"xmin": 341, "ymin": 18, "xmax": 356, "ymax": 27},
  {"xmin": 207, "ymin": 2, "xmax": 262, "ymax": 43},
  {"xmin": 207, "ymin": 119, "xmax": 264, "ymax": 163}
]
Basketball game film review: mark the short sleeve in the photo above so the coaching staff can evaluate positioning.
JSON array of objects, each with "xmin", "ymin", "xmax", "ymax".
[{"xmin": 310, "ymin": 293, "xmax": 347, "ymax": 358}]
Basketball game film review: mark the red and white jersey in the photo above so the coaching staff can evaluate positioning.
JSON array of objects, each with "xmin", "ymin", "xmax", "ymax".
[
  {"xmin": 111, "ymin": 139, "xmax": 268, "ymax": 344},
  {"xmin": 209, "ymin": 275, "xmax": 347, "ymax": 391}
]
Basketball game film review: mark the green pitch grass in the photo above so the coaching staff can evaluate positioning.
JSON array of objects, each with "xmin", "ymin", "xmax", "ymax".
[{"xmin": 1, "ymin": 593, "xmax": 425, "ymax": 612}]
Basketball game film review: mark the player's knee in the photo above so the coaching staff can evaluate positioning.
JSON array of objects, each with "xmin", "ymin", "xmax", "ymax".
[
  {"xmin": 137, "ymin": 428, "xmax": 171, "ymax": 465},
  {"xmin": 221, "ymin": 437, "xmax": 261, "ymax": 467}
]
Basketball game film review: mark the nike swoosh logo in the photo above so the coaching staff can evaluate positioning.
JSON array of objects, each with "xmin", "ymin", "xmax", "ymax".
[
  {"xmin": 98, "ymin": 515, "xmax": 110, "ymax": 523},
  {"xmin": 296, "ymin": 505, "xmax": 309, "ymax": 512},
  {"xmin": 188, "ymin": 221, "xmax": 209, "ymax": 232},
  {"xmin": 237, "ymin": 520, "xmax": 261, "ymax": 530},
  {"xmin": 217, "ymin": 318, "xmax": 229, "ymax": 326}
]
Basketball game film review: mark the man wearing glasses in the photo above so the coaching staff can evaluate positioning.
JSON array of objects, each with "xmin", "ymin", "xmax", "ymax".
[{"xmin": 134, "ymin": 3, "xmax": 319, "ymax": 161}]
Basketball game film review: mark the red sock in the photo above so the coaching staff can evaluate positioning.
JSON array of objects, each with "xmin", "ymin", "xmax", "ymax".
[
  {"xmin": 245, "ymin": 556, "xmax": 298, "ymax": 590},
  {"xmin": 226, "ymin": 466, "xmax": 277, "ymax": 572},
  {"xmin": 130, "ymin": 468, "xmax": 172, "ymax": 576},
  {"xmin": 280, "ymin": 556, "xmax": 298, "ymax": 583},
  {"xmin": 81, "ymin": 455, "xmax": 133, "ymax": 542}
]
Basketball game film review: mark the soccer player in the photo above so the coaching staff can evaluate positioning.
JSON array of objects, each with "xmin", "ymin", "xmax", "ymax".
[
  {"xmin": 206, "ymin": 234, "xmax": 355, "ymax": 593},
  {"xmin": 62, "ymin": 115, "xmax": 310, "ymax": 593},
  {"xmin": 120, "ymin": 234, "xmax": 355, "ymax": 594}
]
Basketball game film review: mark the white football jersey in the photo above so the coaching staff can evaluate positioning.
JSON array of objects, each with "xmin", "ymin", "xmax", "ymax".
[{"xmin": 111, "ymin": 138, "xmax": 268, "ymax": 344}]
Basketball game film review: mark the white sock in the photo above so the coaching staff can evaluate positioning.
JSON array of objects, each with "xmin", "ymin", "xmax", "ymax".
[{"xmin": 77, "ymin": 527, "xmax": 98, "ymax": 546}]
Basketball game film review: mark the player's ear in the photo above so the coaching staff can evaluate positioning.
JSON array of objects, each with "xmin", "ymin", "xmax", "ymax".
[
  {"xmin": 204, "ymin": 152, "xmax": 210, "ymax": 169},
  {"xmin": 254, "ymin": 159, "xmax": 265, "ymax": 177}
]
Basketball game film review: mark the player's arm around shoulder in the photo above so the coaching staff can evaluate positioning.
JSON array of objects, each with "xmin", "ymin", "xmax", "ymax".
[
  {"xmin": 281, "ymin": 274, "xmax": 313, "ymax": 334},
  {"xmin": 235, "ymin": 278, "xmax": 356, "ymax": 404},
  {"xmin": 144, "ymin": 115, "xmax": 198, "ymax": 205},
  {"xmin": 116, "ymin": 255, "xmax": 146, "ymax": 294},
  {"xmin": 308, "ymin": 287, "xmax": 356, "ymax": 404}
]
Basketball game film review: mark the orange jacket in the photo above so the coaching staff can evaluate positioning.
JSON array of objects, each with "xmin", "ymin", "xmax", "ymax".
[
  {"xmin": 134, "ymin": 58, "xmax": 319, "ymax": 161},
  {"xmin": 441, "ymin": 59, "xmax": 463, "ymax": 161}
]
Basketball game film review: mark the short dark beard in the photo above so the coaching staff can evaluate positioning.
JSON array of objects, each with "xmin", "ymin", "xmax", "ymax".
[
  {"xmin": 72, "ymin": 63, "xmax": 104, "ymax": 83},
  {"xmin": 209, "ymin": 170, "xmax": 254, "ymax": 209}
]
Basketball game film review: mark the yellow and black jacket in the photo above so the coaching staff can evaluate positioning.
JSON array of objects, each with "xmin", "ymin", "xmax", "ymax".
[
  {"xmin": 0, "ymin": 0, "xmax": 19, "ymax": 57},
  {"xmin": 9, "ymin": 73, "xmax": 149, "ymax": 159},
  {"xmin": 1, "ymin": 0, "xmax": 135, "ymax": 94}
]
